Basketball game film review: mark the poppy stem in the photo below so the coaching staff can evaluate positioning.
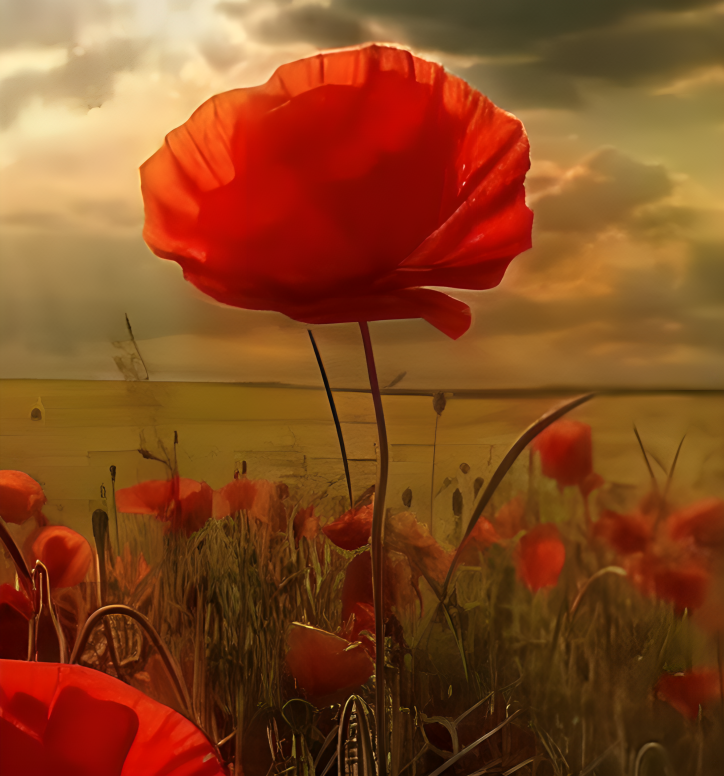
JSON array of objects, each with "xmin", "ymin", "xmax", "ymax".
[
  {"xmin": 0, "ymin": 516, "xmax": 33, "ymax": 597},
  {"xmin": 358, "ymin": 321, "xmax": 389, "ymax": 776},
  {"xmin": 308, "ymin": 329, "xmax": 354, "ymax": 508}
]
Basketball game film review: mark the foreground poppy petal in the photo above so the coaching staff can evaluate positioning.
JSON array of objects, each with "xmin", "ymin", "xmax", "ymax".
[
  {"xmin": 140, "ymin": 45, "xmax": 532, "ymax": 339},
  {"xmin": 323, "ymin": 503, "xmax": 374, "ymax": 550},
  {"xmin": 0, "ymin": 470, "xmax": 46, "ymax": 524},
  {"xmin": 655, "ymin": 669, "xmax": 722, "ymax": 719},
  {"xmin": 532, "ymin": 420, "xmax": 602, "ymax": 495},
  {"xmin": 667, "ymin": 497, "xmax": 724, "ymax": 550},
  {"xmin": 285, "ymin": 622, "xmax": 374, "ymax": 703},
  {"xmin": 516, "ymin": 524, "xmax": 566, "ymax": 592},
  {"xmin": 0, "ymin": 660, "xmax": 226, "ymax": 776},
  {"xmin": 31, "ymin": 526, "xmax": 92, "ymax": 589}
]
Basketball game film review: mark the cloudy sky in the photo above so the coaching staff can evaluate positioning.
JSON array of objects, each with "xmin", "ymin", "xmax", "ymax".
[{"xmin": 1, "ymin": 0, "xmax": 723, "ymax": 390}]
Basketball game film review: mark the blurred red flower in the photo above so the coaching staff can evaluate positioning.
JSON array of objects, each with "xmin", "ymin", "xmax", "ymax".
[
  {"xmin": 493, "ymin": 496, "xmax": 527, "ymax": 540},
  {"xmin": 293, "ymin": 504, "xmax": 320, "ymax": 545},
  {"xmin": 593, "ymin": 509, "xmax": 653, "ymax": 556},
  {"xmin": 515, "ymin": 524, "xmax": 565, "ymax": 592},
  {"xmin": 385, "ymin": 511, "xmax": 452, "ymax": 590},
  {"xmin": 0, "ymin": 470, "xmax": 46, "ymax": 525},
  {"xmin": 285, "ymin": 622, "xmax": 374, "ymax": 703},
  {"xmin": 212, "ymin": 477, "xmax": 257, "ymax": 519},
  {"xmin": 140, "ymin": 45, "xmax": 532, "ymax": 340},
  {"xmin": 532, "ymin": 420, "xmax": 603, "ymax": 496},
  {"xmin": 666, "ymin": 497, "xmax": 724, "ymax": 551},
  {"xmin": 0, "ymin": 659, "xmax": 225, "ymax": 776},
  {"xmin": 457, "ymin": 516, "xmax": 500, "ymax": 566},
  {"xmin": 323, "ymin": 503, "xmax": 374, "ymax": 550},
  {"xmin": 0, "ymin": 585, "xmax": 33, "ymax": 660},
  {"xmin": 655, "ymin": 669, "xmax": 722, "ymax": 719},
  {"xmin": 627, "ymin": 553, "xmax": 710, "ymax": 615},
  {"xmin": 116, "ymin": 477, "xmax": 213, "ymax": 537},
  {"xmin": 31, "ymin": 526, "xmax": 92, "ymax": 589}
]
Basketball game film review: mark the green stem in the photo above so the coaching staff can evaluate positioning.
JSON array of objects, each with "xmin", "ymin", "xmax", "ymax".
[{"xmin": 359, "ymin": 321, "xmax": 389, "ymax": 776}]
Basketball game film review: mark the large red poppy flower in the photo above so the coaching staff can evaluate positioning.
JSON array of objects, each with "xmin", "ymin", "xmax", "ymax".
[
  {"xmin": 116, "ymin": 477, "xmax": 213, "ymax": 537},
  {"xmin": 0, "ymin": 470, "xmax": 46, "ymax": 525},
  {"xmin": 532, "ymin": 420, "xmax": 603, "ymax": 496},
  {"xmin": 211, "ymin": 477, "xmax": 257, "ymax": 519},
  {"xmin": 655, "ymin": 669, "xmax": 722, "ymax": 720},
  {"xmin": 515, "ymin": 524, "xmax": 566, "ymax": 592},
  {"xmin": 31, "ymin": 526, "xmax": 92, "ymax": 589},
  {"xmin": 0, "ymin": 659, "xmax": 226, "ymax": 776},
  {"xmin": 140, "ymin": 45, "xmax": 532, "ymax": 340},
  {"xmin": 284, "ymin": 622, "xmax": 374, "ymax": 703},
  {"xmin": 323, "ymin": 503, "xmax": 374, "ymax": 550},
  {"xmin": 666, "ymin": 497, "xmax": 724, "ymax": 551}
]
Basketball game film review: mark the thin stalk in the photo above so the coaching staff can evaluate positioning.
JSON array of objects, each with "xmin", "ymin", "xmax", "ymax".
[
  {"xmin": 308, "ymin": 330, "xmax": 354, "ymax": 508},
  {"xmin": 109, "ymin": 465, "xmax": 120, "ymax": 555},
  {"xmin": 359, "ymin": 321, "xmax": 389, "ymax": 776},
  {"xmin": 430, "ymin": 413, "xmax": 439, "ymax": 533}
]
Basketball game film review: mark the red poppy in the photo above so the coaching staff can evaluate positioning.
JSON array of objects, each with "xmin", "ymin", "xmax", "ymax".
[
  {"xmin": 655, "ymin": 669, "xmax": 722, "ymax": 719},
  {"xmin": 247, "ymin": 480, "xmax": 289, "ymax": 533},
  {"xmin": 343, "ymin": 602, "xmax": 377, "ymax": 655},
  {"xmin": 627, "ymin": 553, "xmax": 710, "ymax": 615},
  {"xmin": 457, "ymin": 516, "xmax": 500, "ymax": 565},
  {"xmin": 0, "ymin": 659, "xmax": 226, "ymax": 776},
  {"xmin": 593, "ymin": 509, "xmax": 653, "ymax": 556},
  {"xmin": 341, "ymin": 551, "xmax": 374, "ymax": 623},
  {"xmin": 0, "ymin": 470, "xmax": 46, "ymax": 525},
  {"xmin": 0, "ymin": 585, "xmax": 33, "ymax": 660},
  {"xmin": 666, "ymin": 497, "xmax": 724, "ymax": 551},
  {"xmin": 285, "ymin": 622, "xmax": 374, "ymax": 703},
  {"xmin": 493, "ymin": 496, "xmax": 527, "ymax": 540},
  {"xmin": 140, "ymin": 45, "xmax": 532, "ymax": 340},
  {"xmin": 323, "ymin": 503, "xmax": 374, "ymax": 550},
  {"xmin": 293, "ymin": 504, "xmax": 320, "ymax": 545},
  {"xmin": 385, "ymin": 511, "xmax": 452, "ymax": 589},
  {"xmin": 212, "ymin": 477, "xmax": 257, "ymax": 519},
  {"xmin": 32, "ymin": 526, "xmax": 92, "ymax": 589},
  {"xmin": 116, "ymin": 477, "xmax": 213, "ymax": 537},
  {"xmin": 532, "ymin": 420, "xmax": 603, "ymax": 496},
  {"xmin": 515, "ymin": 524, "xmax": 566, "ymax": 592}
]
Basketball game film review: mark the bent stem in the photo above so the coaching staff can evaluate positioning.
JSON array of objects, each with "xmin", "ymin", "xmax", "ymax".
[
  {"xmin": 308, "ymin": 329, "xmax": 354, "ymax": 507},
  {"xmin": 0, "ymin": 516, "xmax": 33, "ymax": 597},
  {"xmin": 359, "ymin": 321, "xmax": 389, "ymax": 776}
]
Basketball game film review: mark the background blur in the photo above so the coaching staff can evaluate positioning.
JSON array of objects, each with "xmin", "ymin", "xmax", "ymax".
[{"xmin": 1, "ymin": 0, "xmax": 723, "ymax": 390}]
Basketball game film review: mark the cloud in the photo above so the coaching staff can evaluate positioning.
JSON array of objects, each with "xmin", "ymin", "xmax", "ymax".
[
  {"xmin": 542, "ymin": 11, "xmax": 724, "ymax": 84},
  {"xmin": 0, "ymin": 38, "xmax": 144, "ymax": 127},
  {"xmin": 0, "ymin": 0, "xmax": 108, "ymax": 50},
  {"xmin": 333, "ymin": 0, "xmax": 719, "ymax": 56},
  {"xmin": 531, "ymin": 148, "xmax": 674, "ymax": 234},
  {"xmin": 247, "ymin": 3, "xmax": 371, "ymax": 48}
]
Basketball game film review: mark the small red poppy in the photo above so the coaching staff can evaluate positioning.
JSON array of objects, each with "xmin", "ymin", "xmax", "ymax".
[
  {"xmin": 116, "ymin": 477, "xmax": 213, "ymax": 537},
  {"xmin": 0, "ymin": 470, "xmax": 46, "ymax": 525},
  {"xmin": 212, "ymin": 477, "xmax": 257, "ymax": 519},
  {"xmin": 293, "ymin": 504, "xmax": 320, "ymax": 545},
  {"xmin": 515, "ymin": 524, "xmax": 566, "ymax": 592},
  {"xmin": 0, "ymin": 659, "xmax": 226, "ymax": 775},
  {"xmin": 493, "ymin": 496, "xmax": 527, "ymax": 540},
  {"xmin": 457, "ymin": 516, "xmax": 500, "ymax": 566},
  {"xmin": 655, "ymin": 669, "xmax": 722, "ymax": 719},
  {"xmin": 532, "ymin": 420, "xmax": 603, "ymax": 496},
  {"xmin": 140, "ymin": 45, "xmax": 532, "ymax": 340},
  {"xmin": 626, "ymin": 553, "xmax": 710, "ymax": 615},
  {"xmin": 31, "ymin": 526, "xmax": 92, "ymax": 589},
  {"xmin": 385, "ymin": 511, "xmax": 452, "ymax": 587},
  {"xmin": 285, "ymin": 622, "xmax": 374, "ymax": 703},
  {"xmin": 323, "ymin": 503, "xmax": 374, "ymax": 550},
  {"xmin": 666, "ymin": 497, "xmax": 724, "ymax": 550}
]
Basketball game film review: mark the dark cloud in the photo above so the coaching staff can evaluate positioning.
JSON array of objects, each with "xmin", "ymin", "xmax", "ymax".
[
  {"xmin": 244, "ymin": 4, "xmax": 371, "ymax": 49},
  {"xmin": 532, "ymin": 148, "xmax": 674, "ymax": 234},
  {"xmin": 450, "ymin": 61, "xmax": 582, "ymax": 111},
  {"xmin": 334, "ymin": 0, "xmax": 719, "ymax": 56},
  {"xmin": 0, "ymin": 38, "xmax": 144, "ymax": 127},
  {"xmin": 542, "ymin": 13, "xmax": 724, "ymax": 84}
]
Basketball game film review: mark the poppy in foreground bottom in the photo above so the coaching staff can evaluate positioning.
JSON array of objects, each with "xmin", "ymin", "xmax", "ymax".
[{"xmin": 0, "ymin": 659, "xmax": 226, "ymax": 776}]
